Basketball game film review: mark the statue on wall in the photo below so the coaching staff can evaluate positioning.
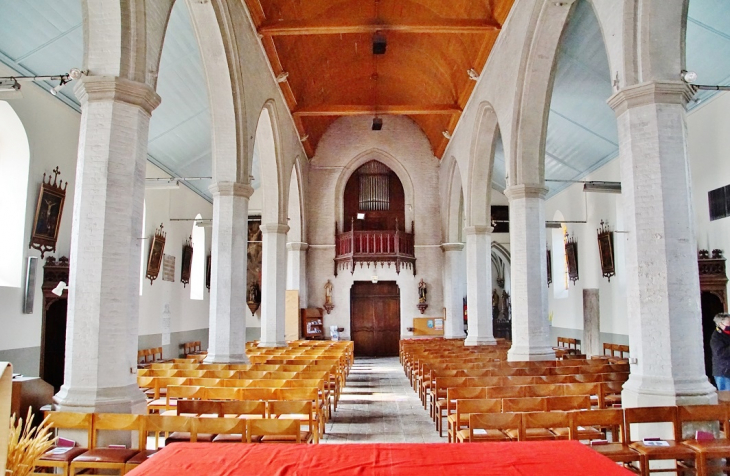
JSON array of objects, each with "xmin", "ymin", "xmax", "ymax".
[
  {"xmin": 323, "ymin": 279, "xmax": 334, "ymax": 314},
  {"xmin": 417, "ymin": 279, "xmax": 428, "ymax": 314}
]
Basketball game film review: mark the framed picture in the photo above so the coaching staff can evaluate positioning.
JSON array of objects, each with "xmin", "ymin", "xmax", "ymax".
[
  {"xmin": 597, "ymin": 222, "xmax": 616, "ymax": 281},
  {"xmin": 546, "ymin": 249, "xmax": 552, "ymax": 286},
  {"xmin": 30, "ymin": 168, "xmax": 67, "ymax": 258},
  {"xmin": 247, "ymin": 216, "xmax": 262, "ymax": 303},
  {"xmin": 146, "ymin": 224, "xmax": 166, "ymax": 285},
  {"xmin": 565, "ymin": 235, "xmax": 579, "ymax": 285},
  {"xmin": 181, "ymin": 236, "xmax": 193, "ymax": 287}
]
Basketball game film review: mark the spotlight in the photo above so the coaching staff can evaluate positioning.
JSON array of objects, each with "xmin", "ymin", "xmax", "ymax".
[
  {"xmin": 50, "ymin": 78, "xmax": 69, "ymax": 96},
  {"xmin": 372, "ymin": 117, "xmax": 383, "ymax": 131},
  {"xmin": 373, "ymin": 32, "xmax": 387, "ymax": 55},
  {"xmin": 467, "ymin": 69, "xmax": 480, "ymax": 81},
  {"xmin": 0, "ymin": 79, "xmax": 20, "ymax": 92},
  {"xmin": 680, "ymin": 70, "xmax": 698, "ymax": 84},
  {"xmin": 276, "ymin": 71, "xmax": 289, "ymax": 83},
  {"xmin": 442, "ymin": 130, "xmax": 452, "ymax": 140}
]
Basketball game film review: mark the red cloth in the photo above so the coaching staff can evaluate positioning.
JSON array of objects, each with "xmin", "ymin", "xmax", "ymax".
[{"xmin": 128, "ymin": 441, "xmax": 634, "ymax": 476}]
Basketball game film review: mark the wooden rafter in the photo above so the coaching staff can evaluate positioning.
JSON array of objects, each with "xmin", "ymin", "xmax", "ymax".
[
  {"xmin": 259, "ymin": 19, "xmax": 501, "ymax": 36},
  {"xmin": 293, "ymin": 104, "xmax": 461, "ymax": 117}
]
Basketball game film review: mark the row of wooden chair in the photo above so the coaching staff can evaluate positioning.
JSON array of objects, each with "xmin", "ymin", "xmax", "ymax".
[
  {"xmin": 181, "ymin": 341, "xmax": 204, "ymax": 357},
  {"xmin": 33, "ymin": 410, "xmax": 313, "ymax": 476},
  {"xmin": 457, "ymin": 405, "xmax": 730, "ymax": 476},
  {"xmin": 554, "ymin": 336, "xmax": 581, "ymax": 356},
  {"xmin": 137, "ymin": 347, "xmax": 164, "ymax": 365},
  {"xmin": 604, "ymin": 342, "xmax": 630, "ymax": 359}
]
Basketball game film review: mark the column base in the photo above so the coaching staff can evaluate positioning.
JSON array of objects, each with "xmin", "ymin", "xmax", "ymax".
[
  {"xmin": 203, "ymin": 353, "xmax": 250, "ymax": 364},
  {"xmin": 258, "ymin": 341, "xmax": 288, "ymax": 348},
  {"xmin": 54, "ymin": 383, "xmax": 147, "ymax": 414},
  {"xmin": 621, "ymin": 374, "xmax": 717, "ymax": 408},
  {"xmin": 507, "ymin": 345, "xmax": 556, "ymax": 361},
  {"xmin": 464, "ymin": 336, "xmax": 497, "ymax": 346},
  {"xmin": 444, "ymin": 332, "xmax": 467, "ymax": 339}
]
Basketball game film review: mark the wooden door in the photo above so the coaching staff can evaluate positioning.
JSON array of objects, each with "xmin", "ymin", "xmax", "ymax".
[
  {"xmin": 350, "ymin": 282, "xmax": 400, "ymax": 356},
  {"xmin": 40, "ymin": 299, "xmax": 67, "ymax": 392}
]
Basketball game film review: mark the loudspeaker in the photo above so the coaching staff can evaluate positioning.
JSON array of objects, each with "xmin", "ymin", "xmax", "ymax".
[
  {"xmin": 373, "ymin": 33, "xmax": 386, "ymax": 55},
  {"xmin": 372, "ymin": 117, "xmax": 383, "ymax": 131}
]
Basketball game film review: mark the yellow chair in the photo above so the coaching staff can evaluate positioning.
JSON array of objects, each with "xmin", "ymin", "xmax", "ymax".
[
  {"xmin": 268, "ymin": 400, "xmax": 316, "ymax": 443},
  {"xmin": 69, "ymin": 413, "xmax": 145, "ymax": 475},
  {"xmin": 32, "ymin": 412, "xmax": 92, "ymax": 476},
  {"xmin": 247, "ymin": 418, "xmax": 301, "ymax": 444}
]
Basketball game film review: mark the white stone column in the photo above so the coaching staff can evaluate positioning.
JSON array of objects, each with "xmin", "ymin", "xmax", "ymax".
[
  {"xmin": 608, "ymin": 82, "xmax": 716, "ymax": 406},
  {"xmin": 54, "ymin": 77, "xmax": 160, "ymax": 413},
  {"xmin": 286, "ymin": 242, "xmax": 308, "ymax": 306},
  {"xmin": 259, "ymin": 223, "xmax": 290, "ymax": 347},
  {"xmin": 505, "ymin": 185, "xmax": 555, "ymax": 361},
  {"xmin": 205, "ymin": 182, "xmax": 253, "ymax": 363},
  {"xmin": 464, "ymin": 226, "xmax": 497, "ymax": 346},
  {"xmin": 442, "ymin": 243, "xmax": 466, "ymax": 339}
]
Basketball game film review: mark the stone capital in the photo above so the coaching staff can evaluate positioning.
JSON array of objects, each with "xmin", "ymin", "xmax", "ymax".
[
  {"xmin": 463, "ymin": 225, "xmax": 493, "ymax": 236},
  {"xmin": 287, "ymin": 242, "xmax": 309, "ymax": 252},
  {"xmin": 208, "ymin": 181, "xmax": 254, "ymax": 198},
  {"xmin": 441, "ymin": 242, "xmax": 465, "ymax": 252},
  {"xmin": 73, "ymin": 76, "xmax": 161, "ymax": 115},
  {"xmin": 607, "ymin": 81, "xmax": 695, "ymax": 116},
  {"xmin": 260, "ymin": 223, "xmax": 290, "ymax": 235},
  {"xmin": 504, "ymin": 184, "xmax": 548, "ymax": 200}
]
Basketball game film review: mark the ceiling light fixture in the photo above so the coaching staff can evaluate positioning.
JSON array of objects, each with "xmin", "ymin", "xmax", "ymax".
[
  {"xmin": 442, "ymin": 130, "xmax": 452, "ymax": 140},
  {"xmin": 276, "ymin": 71, "xmax": 289, "ymax": 83},
  {"xmin": 583, "ymin": 181, "xmax": 621, "ymax": 193},
  {"xmin": 0, "ymin": 69, "xmax": 87, "ymax": 97},
  {"xmin": 373, "ymin": 32, "xmax": 387, "ymax": 55},
  {"xmin": 680, "ymin": 70, "xmax": 730, "ymax": 91},
  {"xmin": 467, "ymin": 69, "xmax": 480, "ymax": 81}
]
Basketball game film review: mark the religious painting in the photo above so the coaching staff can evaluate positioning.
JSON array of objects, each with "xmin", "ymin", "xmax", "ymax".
[
  {"xmin": 181, "ymin": 236, "xmax": 193, "ymax": 287},
  {"xmin": 597, "ymin": 221, "xmax": 616, "ymax": 281},
  {"xmin": 247, "ymin": 216, "xmax": 262, "ymax": 312},
  {"xmin": 490, "ymin": 205, "xmax": 509, "ymax": 233},
  {"xmin": 30, "ymin": 167, "xmax": 67, "ymax": 258},
  {"xmin": 146, "ymin": 224, "xmax": 166, "ymax": 285},
  {"xmin": 565, "ymin": 234, "xmax": 579, "ymax": 285}
]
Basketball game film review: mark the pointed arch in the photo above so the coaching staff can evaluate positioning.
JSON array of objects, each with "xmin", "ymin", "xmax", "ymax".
[
  {"xmin": 334, "ymin": 149, "xmax": 415, "ymax": 233},
  {"xmin": 467, "ymin": 102, "xmax": 502, "ymax": 227},
  {"xmin": 255, "ymin": 101, "xmax": 285, "ymax": 224},
  {"xmin": 443, "ymin": 156, "xmax": 465, "ymax": 244},
  {"xmin": 286, "ymin": 157, "xmax": 306, "ymax": 243}
]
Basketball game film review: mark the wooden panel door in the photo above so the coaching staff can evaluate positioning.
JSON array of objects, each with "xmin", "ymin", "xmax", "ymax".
[{"xmin": 350, "ymin": 282, "xmax": 400, "ymax": 356}]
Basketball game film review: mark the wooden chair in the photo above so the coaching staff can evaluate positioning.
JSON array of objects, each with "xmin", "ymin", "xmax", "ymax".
[
  {"xmin": 175, "ymin": 399, "xmax": 223, "ymax": 417},
  {"xmin": 517, "ymin": 411, "xmax": 571, "ymax": 441},
  {"xmin": 198, "ymin": 417, "xmax": 247, "ymax": 444},
  {"xmin": 145, "ymin": 414, "xmax": 199, "ymax": 447},
  {"xmin": 161, "ymin": 385, "xmax": 206, "ymax": 413},
  {"xmin": 678, "ymin": 404, "xmax": 730, "ymax": 476},
  {"xmin": 268, "ymin": 400, "xmax": 316, "ymax": 443},
  {"xmin": 569, "ymin": 408, "xmax": 641, "ymax": 468},
  {"xmin": 625, "ymin": 406, "xmax": 697, "ymax": 476},
  {"xmin": 32, "ymin": 412, "xmax": 93, "ymax": 476},
  {"xmin": 206, "ymin": 387, "xmax": 242, "ymax": 401},
  {"xmin": 448, "ymin": 398, "xmax": 501, "ymax": 443},
  {"xmin": 247, "ymin": 418, "xmax": 302, "ymax": 444},
  {"xmin": 69, "ymin": 413, "xmax": 145, "ymax": 475},
  {"xmin": 457, "ymin": 412, "xmax": 520, "ymax": 443},
  {"xmin": 501, "ymin": 397, "xmax": 548, "ymax": 413},
  {"xmin": 486, "ymin": 386, "xmax": 527, "ymax": 400},
  {"xmin": 439, "ymin": 387, "xmax": 488, "ymax": 437}
]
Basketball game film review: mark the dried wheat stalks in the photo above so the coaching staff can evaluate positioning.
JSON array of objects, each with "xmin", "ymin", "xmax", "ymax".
[{"xmin": 6, "ymin": 407, "xmax": 55, "ymax": 476}]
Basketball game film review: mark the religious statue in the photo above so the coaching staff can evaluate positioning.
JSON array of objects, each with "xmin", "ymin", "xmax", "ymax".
[
  {"xmin": 323, "ymin": 279, "xmax": 334, "ymax": 314},
  {"xmin": 247, "ymin": 282, "xmax": 260, "ymax": 303},
  {"xmin": 492, "ymin": 289, "xmax": 500, "ymax": 319},
  {"xmin": 501, "ymin": 290, "xmax": 511, "ymax": 320},
  {"xmin": 418, "ymin": 279, "xmax": 427, "ymax": 303}
]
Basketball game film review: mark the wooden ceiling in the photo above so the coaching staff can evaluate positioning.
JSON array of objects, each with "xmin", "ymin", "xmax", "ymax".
[{"xmin": 244, "ymin": 0, "xmax": 515, "ymax": 158}]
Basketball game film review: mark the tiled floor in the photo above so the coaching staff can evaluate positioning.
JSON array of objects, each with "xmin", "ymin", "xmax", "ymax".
[{"xmin": 322, "ymin": 357, "xmax": 447, "ymax": 443}]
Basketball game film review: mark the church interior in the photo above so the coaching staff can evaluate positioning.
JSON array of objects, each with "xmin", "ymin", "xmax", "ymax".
[{"xmin": 2, "ymin": 0, "xmax": 730, "ymax": 474}]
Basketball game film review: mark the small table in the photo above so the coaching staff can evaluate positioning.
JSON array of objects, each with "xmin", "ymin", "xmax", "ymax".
[{"xmin": 128, "ymin": 441, "xmax": 633, "ymax": 476}]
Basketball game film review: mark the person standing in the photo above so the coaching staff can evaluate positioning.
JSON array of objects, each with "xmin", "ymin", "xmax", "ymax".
[{"xmin": 711, "ymin": 313, "xmax": 730, "ymax": 390}]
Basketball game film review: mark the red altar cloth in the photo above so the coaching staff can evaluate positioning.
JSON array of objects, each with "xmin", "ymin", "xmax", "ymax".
[{"xmin": 127, "ymin": 441, "xmax": 634, "ymax": 476}]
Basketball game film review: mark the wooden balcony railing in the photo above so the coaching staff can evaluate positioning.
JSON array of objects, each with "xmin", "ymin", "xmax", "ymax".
[{"xmin": 334, "ymin": 221, "xmax": 416, "ymax": 276}]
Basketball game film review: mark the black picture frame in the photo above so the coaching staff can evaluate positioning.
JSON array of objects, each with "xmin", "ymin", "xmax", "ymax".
[
  {"xmin": 146, "ymin": 224, "xmax": 166, "ymax": 285},
  {"xmin": 30, "ymin": 169, "xmax": 67, "ymax": 259},
  {"xmin": 598, "ymin": 230, "xmax": 616, "ymax": 281},
  {"xmin": 565, "ymin": 237, "xmax": 579, "ymax": 285},
  {"xmin": 181, "ymin": 236, "xmax": 193, "ymax": 287},
  {"xmin": 546, "ymin": 249, "xmax": 552, "ymax": 286}
]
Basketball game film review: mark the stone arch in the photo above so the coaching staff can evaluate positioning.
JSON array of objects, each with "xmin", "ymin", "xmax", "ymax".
[
  {"xmin": 255, "ymin": 101, "xmax": 285, "ymax": 224},
  {"xmin": 634, "ymin": 0, "xmax": 690, "ymax": 82},
  {"xmin": 508, "ymin": 0, "xmax": 578, "ymax": 187},
  {"xmin": 187, "ymin": 0, "xmax": 248, "ymax": 184},
  {"xmin": 334, "ymin": 149, "xmax": 415, "ymax": 233},
  {"xmin": 467, "ymin": 102, "xmax": 502, "ymax": 227},
  {"xmin": 286, "ymin": 157, "xmax": 306, "ymax": 244},
  {"xmin": 443, "ymin": 156, "xmax": 465, "ymax": 244}
]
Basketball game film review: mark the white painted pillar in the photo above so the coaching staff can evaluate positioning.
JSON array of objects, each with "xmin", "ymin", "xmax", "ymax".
[
  {"xmin": 464, "ymin": 226, "xmax": 497, "ymax": 346},
  {"xmin": 55, "ymin": 77, "xmax": 160, "ymax": 413},
  {"xmin": 286, "ymin": 242, "xmax": 308, "ymax": 306},
  {"xmin": 205, "ymin": 182, "xmax": 252, "ymax": 363},
  {"xmin": 259, "ymin": 224, "xmax": 290, "ymax": 347},
  {"xmin": 505, "ymin": 185, "xmax": 555, "ymax": 361},
  {"xmin": 608, "ymin": 82, "xmax": 716, "ymax": 406},
  {"xmin": 442, "ymin": 243, "xmax": 466, "ymax": 339}
]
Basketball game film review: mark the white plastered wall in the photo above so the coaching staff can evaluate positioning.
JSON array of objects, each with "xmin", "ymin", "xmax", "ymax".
[{"xmin": 306, "ymin": 116, "xmax": 443, "ymax": 339}]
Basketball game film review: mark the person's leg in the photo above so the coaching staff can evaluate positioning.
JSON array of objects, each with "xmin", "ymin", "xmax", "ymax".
[{"xmin": 714, "ymin": 376, "xmax": 730, "ymax": 390}]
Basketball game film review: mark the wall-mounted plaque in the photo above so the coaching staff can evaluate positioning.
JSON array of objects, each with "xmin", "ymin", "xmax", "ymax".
[
  {"xmin": 565, "ymin": 233, "xmax": 579, "ymax": 285},
  {"xmin": 597, "ymin": 220, "xmax": 615, "ymax": 282},
  {"xmin": 181, "ymin": 236, "xmax": 193, "ymax": 287},
  {"xmin": 29, "ymin": 167, "xmax": 67, "ymax": 258},
  {"xmin": 146, "ymin": 224, "xmax": 166, "ymax": 285}
]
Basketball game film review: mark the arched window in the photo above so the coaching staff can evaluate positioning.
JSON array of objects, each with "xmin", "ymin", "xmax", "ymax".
[
  {"xmin": 190, "ymin": 214, "xmax": 205, "ymax": 300},
  {"xmin": 0, "ymin": 101, "xmax": 30, "ymax": 287},
  {"xmin": 139, "ymin": 200, "xmax": 146, "ymax": 296}
]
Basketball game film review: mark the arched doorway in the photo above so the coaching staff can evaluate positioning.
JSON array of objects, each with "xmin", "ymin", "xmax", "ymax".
[{"xmin": 701, "ymin": 291, "xmax": 725, "ymax": 383}]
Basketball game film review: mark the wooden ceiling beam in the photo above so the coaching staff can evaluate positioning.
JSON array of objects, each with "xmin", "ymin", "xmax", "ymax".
[
  {"xmin": 259, "ymin": 19, "xmax": 500, "ymax": 36},
  {"xmin": 293, "ymin": 104, "xmax": 461, "ymax": 117}
]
